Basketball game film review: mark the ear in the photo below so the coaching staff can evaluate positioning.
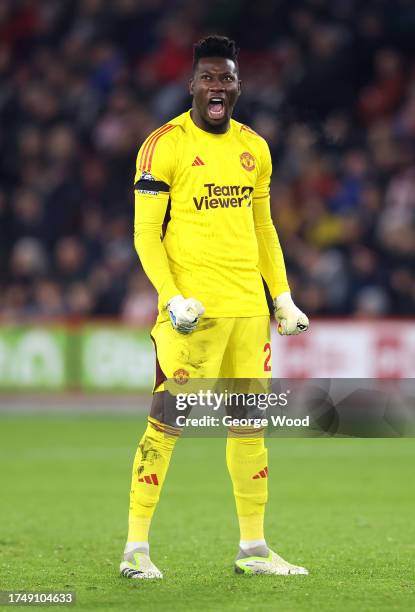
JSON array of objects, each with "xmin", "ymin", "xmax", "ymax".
[
  {"xmin": 237, "ymin": 79, "xmax": 242, "ymax": 95},
  {"xmin": 189, "ymin": 78, "xmax": 194, "ymax": 96}
]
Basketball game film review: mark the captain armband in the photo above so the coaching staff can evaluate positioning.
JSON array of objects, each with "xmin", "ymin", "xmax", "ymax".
[{"xmin": 135, "ymin": 171, "xmax": 170, "ymax": 196}]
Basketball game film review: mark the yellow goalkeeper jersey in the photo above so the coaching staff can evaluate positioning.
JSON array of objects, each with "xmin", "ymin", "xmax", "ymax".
[{"xmin": 134, "ymin": 110, "xmax": 289, "ymax": 320}]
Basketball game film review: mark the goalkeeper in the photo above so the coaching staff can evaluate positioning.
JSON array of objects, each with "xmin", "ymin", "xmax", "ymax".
[{"xmin": 120, "ymin": 35, "xmax": 309, "ymax": 580}]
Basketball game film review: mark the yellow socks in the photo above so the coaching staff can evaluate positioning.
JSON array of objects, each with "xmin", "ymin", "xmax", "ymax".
[
  {"xmin": 127, "ymin": 417, "xmax": 179, "ymax": 545},
  {"xmin": 226, "ymin": 431, "xmax": 268, "ymax": 545},
  {"xmin": 127, "ymin": 419, "xmax": 269, "ymax": 555}
]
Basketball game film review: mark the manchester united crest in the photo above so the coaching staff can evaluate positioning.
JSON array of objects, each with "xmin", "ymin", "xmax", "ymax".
[
  {"xmin": 240, "ymin": 151, "xmax": 255, "ymax": 172},
  {"xmin": 173, "ymin": 368, "xmax": 190, "ymax": 385}
]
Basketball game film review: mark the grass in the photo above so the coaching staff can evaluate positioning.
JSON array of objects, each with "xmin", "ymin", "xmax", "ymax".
[{"xmin": 0, "ymin": 414, "xmax": 414, "ymax": 611}]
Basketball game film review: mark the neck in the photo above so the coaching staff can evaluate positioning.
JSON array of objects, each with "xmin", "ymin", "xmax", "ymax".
[{"xmin": 190, "ymin": 107, "xmax": 229, "ymax": 134}]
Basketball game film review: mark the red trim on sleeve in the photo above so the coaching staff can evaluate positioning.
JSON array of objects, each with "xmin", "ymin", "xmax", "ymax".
[{"xmin": 139, "ymin": 124, "xmax": 175, "ymax": 171}]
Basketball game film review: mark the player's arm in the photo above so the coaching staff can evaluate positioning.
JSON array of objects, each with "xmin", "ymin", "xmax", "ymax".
[
  {"xmin": 253, "ymin": 140, "xmax": 309, "ymax": 335},
  {"xmin": 134, "ymin": 129, "xmax": 204, "ymax": 333}
]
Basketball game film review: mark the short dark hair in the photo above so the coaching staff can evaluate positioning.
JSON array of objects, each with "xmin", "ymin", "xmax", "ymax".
[{"xmin": 192, "ymin": 35, "xmax": 239, "ymax": 72}]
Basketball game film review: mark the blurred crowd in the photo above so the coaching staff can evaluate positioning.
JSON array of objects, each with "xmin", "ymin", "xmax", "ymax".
[{"xmin": 0, "ymin": 0, "xmax": 414, "ymax": 323}]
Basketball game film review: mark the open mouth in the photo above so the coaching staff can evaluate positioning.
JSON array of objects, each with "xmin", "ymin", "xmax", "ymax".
[{"xmin": 207, "ymin": 98, "xmax": 225, "ymax": 120}]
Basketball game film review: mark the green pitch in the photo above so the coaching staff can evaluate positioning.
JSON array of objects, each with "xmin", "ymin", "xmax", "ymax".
[{"xmin": 0, "ymin": 415, "xmax": 414, "ymax": 611}]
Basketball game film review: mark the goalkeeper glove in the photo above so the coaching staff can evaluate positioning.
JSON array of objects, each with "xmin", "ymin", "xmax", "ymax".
[
  {"xmin": 167, "ymin": 295, "xmax": 205, "ymax": 334},
  {"xmin": 273, "ymin": 292, "xmax": 309, "ymax": 336}
]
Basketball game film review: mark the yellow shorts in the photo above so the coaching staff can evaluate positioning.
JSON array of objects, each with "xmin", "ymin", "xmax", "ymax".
[{"xmin": 151, "ymin": 316, "xmax": 271, "ymax": 392}]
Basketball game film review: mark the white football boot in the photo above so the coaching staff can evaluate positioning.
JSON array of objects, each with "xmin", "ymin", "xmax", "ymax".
[
  {"xmin": 235, "ymin": 547, "xmax": 308, "ymax": 576},
  {"xmin": 120, "ymin": 549, "xmax": 163, "ymax": 579}
]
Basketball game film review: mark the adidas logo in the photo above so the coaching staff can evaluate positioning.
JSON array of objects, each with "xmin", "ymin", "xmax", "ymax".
[
  {"xmin": 252, "ymin": 466, "xmax": 268, "ymax": 479},
  {"xmin": 138, "ymin": 473, "xmax": 159, "ymax": 485},
  {"xmin": 192, "ymin": 156, "xmax": 205, "ymax": 166}
]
